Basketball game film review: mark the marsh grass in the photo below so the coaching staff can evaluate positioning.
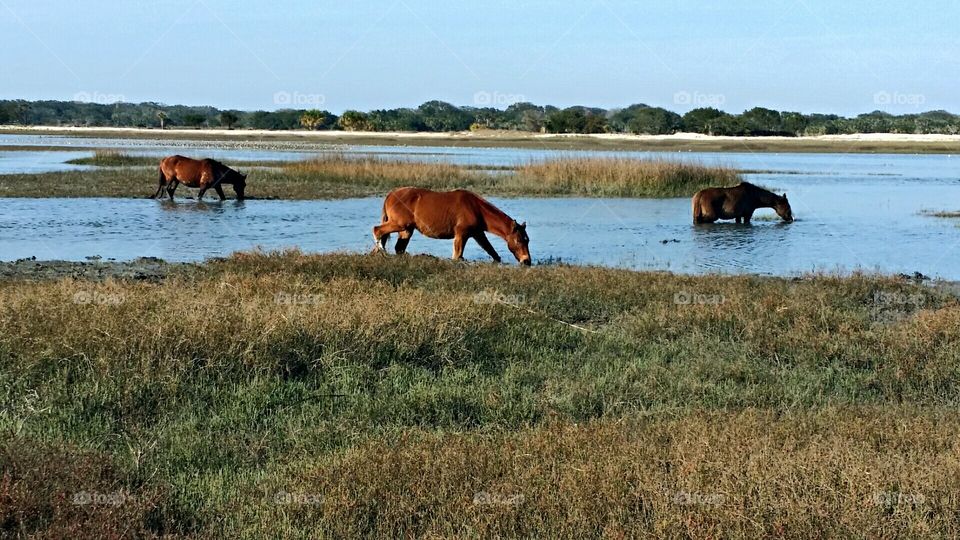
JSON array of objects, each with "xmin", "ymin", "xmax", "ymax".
[
  {"xmin": 512, "ymin": 157, "xmax": 740, "ymax": 197},
  {"xmin": 66, "ymin": 149, "xmax": 151, "ymax": 167},
  {"xmin": 2, "ymin": 155, "xmax": 740, "ymax": 199},
  {"xmin": 921, "ymin": 209, "xmax": 960, "ymax": 218},
  {"xmin": 65, "ymin": 150, "xmax": 282, "ymax": 168},
  {"xmin": 2, "ymin": 251, "xmax": 960, "ymax": 536}
]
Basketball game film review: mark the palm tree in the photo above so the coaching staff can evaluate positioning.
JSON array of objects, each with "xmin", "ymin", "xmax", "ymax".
[
  {"xmin": 156, "ymin": 111, "xmax": 168, "ymax": 130},
  {"xmin": 299, "ymin": 109, "xmax": 327, "ymax": 130}
]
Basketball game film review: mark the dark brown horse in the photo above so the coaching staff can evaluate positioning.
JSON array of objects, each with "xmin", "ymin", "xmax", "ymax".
[
  {"xmin": 373, "ymin": 187, "xmax": 531, "ymax": 265},
  {"xmin": 153, "ymin": 155, "xmax": 247, "ymax": 201},
  {"xmin": 692, "ymin": 182, "xmax": 793, "ymax": 224}
]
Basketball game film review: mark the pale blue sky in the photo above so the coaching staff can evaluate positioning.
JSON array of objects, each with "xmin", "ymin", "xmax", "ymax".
[{"xmin": 1, "ymin": 0, "xmax": 956, "ymax": 114}]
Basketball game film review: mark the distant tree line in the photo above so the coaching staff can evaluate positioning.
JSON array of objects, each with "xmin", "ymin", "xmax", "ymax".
[{"xmin": 2, "ymin": 99, "xmax": 959, "ymax": 136}]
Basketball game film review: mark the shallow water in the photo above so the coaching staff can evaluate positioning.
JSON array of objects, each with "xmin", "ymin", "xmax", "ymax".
[
  {"xmin": 2, "ymin": 134, "xmax": 960, "ymax": 277},
  {"xmin": 2, "ymin": 177, "xmax": 960, "ymax": 278}
]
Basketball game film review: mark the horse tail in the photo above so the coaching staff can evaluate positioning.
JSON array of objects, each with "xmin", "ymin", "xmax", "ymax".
[
  {"xmin": 380, "ymin": 197, "xmax": 389, "ymax": 223},
  {"xmin": 692, "ymin": 191, "xmax": 703, "ymax": 224},
  {"xmin": 151, "ymin": 166, "xmax": 166, "ymax": 198}
]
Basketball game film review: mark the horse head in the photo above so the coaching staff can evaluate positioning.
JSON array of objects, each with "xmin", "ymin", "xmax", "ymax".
[
  {"xmin": 506, "ymin": 221, "xmax": 531, "ymax": 266},
  {"xmin": 774, "ymin": 193, "xmax": 793, "ymax": 222},
  {"xmin": 232, "ymin": 169, "xmax": 247, "ymax": 200}
]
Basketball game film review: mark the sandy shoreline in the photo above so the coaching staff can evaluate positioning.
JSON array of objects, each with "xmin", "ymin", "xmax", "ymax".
[
  {"xmin": 5, "ymin": 125, "xmax": 960, "ymax": 143},
  {"xmin": 4, "ymin": 126, "xmax": 960, "ymax": 153}
]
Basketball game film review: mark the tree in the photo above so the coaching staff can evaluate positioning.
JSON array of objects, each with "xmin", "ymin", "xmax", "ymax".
[
  {"xmin": 781, "ymin": 112, "xmax": 807, "ymax": 136},
  {"xmin": 417, "ymin": 101, "xmax": 473, "ymax": 132},
  {"xmin": 299, "ymin": 109, "xmax": 327, "ymax": 130},
  {"xmin": 544, "ymin": 108, "xmax": 586, "ymax": 133},
  {"xmin": 627, "ymin": 107, "xmax": 681, "ymax": 135},
  {"xmin": 608, "ymin": 104, "xmax": 650, "ymax": 133},
  {"xmin": 337, "ymin": 110, "xmax": 372, "ymax": 131},
  {"xmin": 681, "ymin": 107, "xmax": 728, "ymax": 134},
  {"xmin": 520, "ymin": 109, "xmax": 545, "ymax": 132},
  {"xmin": 13, "ymin": 101, "xmax": 30, "ymax": 124},
  {"xmin": 740, "ymin": 107, "xmax": 782, "ymax": 135},
  {"xmin": 544, "ymin": 107, "xmax": 605, "ymax": 133},
  {"xmin": 218, "ymin": 111, "xmax": 239, "ymax": 129},
  {"xmin": 156, "ymin": 110, "xmax": 168, "ymax": 129},
  {"xmin": 184, "ymin": 113, "xmax": 207, "ymax": 128}
]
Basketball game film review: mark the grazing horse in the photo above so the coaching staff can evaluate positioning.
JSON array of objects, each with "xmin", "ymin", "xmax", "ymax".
[
  {"xmin": 153, "ymin": 155, "xmax": 247, "ymax": 201},
  {"xmin": 373, "ymin": 187, "xmax": 532, "ymax": 265},
  {"xmin": 692, "ymin": 182, "xmax": 793, "ymax": 224}
]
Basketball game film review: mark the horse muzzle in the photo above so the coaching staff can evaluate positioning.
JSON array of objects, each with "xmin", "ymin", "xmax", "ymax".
[{"xmin": 520, "ymin": 258, "xmax": 532, "ymax": 266}]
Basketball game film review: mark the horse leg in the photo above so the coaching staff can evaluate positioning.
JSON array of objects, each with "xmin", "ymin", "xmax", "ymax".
[
  {"xmin": 214, "ymin": 184, "xmax": 226, "ymax": 201},
  {"xmin": 197, "ymin": 186, "xmax": 207, "ymax": 201},
  {"xmin": 743, "ymin": 210, "xmax": 754, "ymax": 225},
  {"xmin": 372, "ymin": 221, "xmax": 405, "ymax": 253},
  {"xmin": 166, "ymin": 180, "xmax": 179, "ymax": 200},
  {"xmin": 452, "ymin": 232, "xmax": 468, "ymax": 261},
  {"xmin": 735, "ymin": 217, "xmax": 742, "ymax": 224},
  {"xmin": 473, "ymin": 232, "xmax": 501, "ymax": 263},
  {"xmin": 394, "ymin": 228, "xmax": 414, "ymax": 255},
  {"xmin": 693, "ymin": 197, "xmax": 715, "ymax": 224},
  {"xmin": 152, "ymin": 172, "xmax": 166, "ymax": 199}
]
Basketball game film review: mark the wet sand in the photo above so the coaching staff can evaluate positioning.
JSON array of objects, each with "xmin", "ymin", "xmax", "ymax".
[{"xmin": 0, "ymin": 256, "xmax": 192, "ymax": 282}]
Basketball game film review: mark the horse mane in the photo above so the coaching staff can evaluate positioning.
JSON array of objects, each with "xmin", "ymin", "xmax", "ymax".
[
  {"xmin": 740, "ymin": 181, "xmax": 779, "ymax": 196},
  {"xmin": 204, "ymin": 158, "xmax": 236, "ymax": 174},
  {"xmin": 472, "ymin": 192, "xmax": 512, "ymax": 223}
]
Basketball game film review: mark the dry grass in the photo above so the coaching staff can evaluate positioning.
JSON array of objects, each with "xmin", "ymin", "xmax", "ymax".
[
  {"xmin": 2, "ymin": 252, "xmax": 960, "ymax": 536},
  {"xmin": 272, "ymin": 410, "xmax": 960, "ymax": 538},
  {"xmin": 1, "ymin": 155, "xmax": 740, "ymax": 199},
  {"xmin": 285, "ymin": 155, "xmax": 480, "ymax": 187},
  {"xmin": 513, "ymin": 157, "xmax": 740, "ymax": 197}
]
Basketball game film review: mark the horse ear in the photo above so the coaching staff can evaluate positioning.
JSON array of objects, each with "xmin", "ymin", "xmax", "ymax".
[
  {"xmin": 520, "ymin": 221, "xmax": 527, "ymax": 229},
  {"xmin": 783, "ymin": 192, "xmax": 788, "ymax": 199}
]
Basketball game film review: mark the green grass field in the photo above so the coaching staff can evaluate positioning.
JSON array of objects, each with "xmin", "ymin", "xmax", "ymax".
[{"xmin": 2, "ymin": 251, "xmax": 959, "ymax": 537}]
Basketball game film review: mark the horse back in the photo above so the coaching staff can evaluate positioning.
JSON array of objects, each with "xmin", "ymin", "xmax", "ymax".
[
  {"xmin": 159, "ymin": 155, "xmax": 214, "ymax": 187},
  {"xmin": 384, "ymin": 187, "xmax": 483, "ymax": 238}
]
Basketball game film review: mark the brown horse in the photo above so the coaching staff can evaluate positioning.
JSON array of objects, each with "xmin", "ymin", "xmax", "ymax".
[
  {"xmin": 153, "ymin": 155, "xmax": 247, "ymax": 201},
  {"xmin": 373, "ymin": 187, "xmax": 531, "ymax": 265},
  {"xmin": 692, "ymin": 182, "xmax": 793, "ymax": 224}
]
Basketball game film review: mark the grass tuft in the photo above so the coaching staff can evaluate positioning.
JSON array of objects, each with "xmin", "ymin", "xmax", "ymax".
[{"xmin": 513, "ymin": 157, "xmax": 740, "ymax": 197}]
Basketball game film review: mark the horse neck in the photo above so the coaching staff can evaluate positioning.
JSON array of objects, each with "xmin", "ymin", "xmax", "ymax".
[
  {"xmin": 476, "ymin": 197, "xmax": 513, "ymax": 238},
  {"xmin": 752, "ymin": 187, "xmax": 778, "ymax": 208}
]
